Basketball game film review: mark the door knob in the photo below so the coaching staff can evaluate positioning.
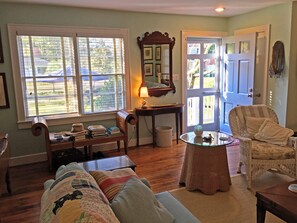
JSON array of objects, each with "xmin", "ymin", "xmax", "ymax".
[{"xmin": 248, "ymin": 93, "xmax": 261, "ymax": 98}]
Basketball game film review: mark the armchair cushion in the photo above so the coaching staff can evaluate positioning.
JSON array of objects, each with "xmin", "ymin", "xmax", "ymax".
[
  {"xmin": 252, "ymin": 140, "xmax": 295, "ymax": 160},
  {"xmin": 245, "ymin": 116, "xmax": 272, "ymax": 139},
  {"xmin": 255, "ymin": 119, "xmax": 294, "ymax": 146}
]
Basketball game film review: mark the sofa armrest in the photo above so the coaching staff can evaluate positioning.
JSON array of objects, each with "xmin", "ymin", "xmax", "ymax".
[{"xmin": 155, "ymin": 191, "xmax": 200, "ymax": 223}]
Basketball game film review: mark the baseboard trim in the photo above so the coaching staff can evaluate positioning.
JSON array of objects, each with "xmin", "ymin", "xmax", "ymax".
[
  {"xmin": 9, "ymin": 135, "xmax": 176, "ymax": 166},
  {"xmin": 9, "ymin": 152, "xmax": 47, "ymax": 167}
]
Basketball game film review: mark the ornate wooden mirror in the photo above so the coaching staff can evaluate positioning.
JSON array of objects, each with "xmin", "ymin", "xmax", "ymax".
[{"xmin": 137, "ymin": 31, "xmax": 176, "ymax": 97}]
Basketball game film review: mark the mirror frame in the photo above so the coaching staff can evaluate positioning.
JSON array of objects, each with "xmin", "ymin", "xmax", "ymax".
[{"xmin": 137, "ymin": 31, "xmax": 176, "ymax": 97}]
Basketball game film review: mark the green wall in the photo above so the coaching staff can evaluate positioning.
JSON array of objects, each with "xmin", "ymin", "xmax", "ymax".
[
  {"xmin": 2, "ymin": 2, "xmax": 296, "ymax": 160},
  {"xmin": 228, "ymin": 3, "xmax": 293, "ymax": 126},
  {"xmin": 0, "ymin": 3, "xmax": 228, "ymax": 158},
  {"xmin": 286, "ymin": 1, "xmax": 297, "ymax": 130}
]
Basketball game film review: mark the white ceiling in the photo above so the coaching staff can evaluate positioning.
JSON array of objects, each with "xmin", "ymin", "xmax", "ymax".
[{"xmin": 0, "ymin": 0, "xmax": 293, "ymax": 17}]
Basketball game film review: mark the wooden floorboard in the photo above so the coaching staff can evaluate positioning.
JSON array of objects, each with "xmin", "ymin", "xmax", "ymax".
[{"xmin": 0, "ymin": 140, "xmax": 240, "ymax": 223}]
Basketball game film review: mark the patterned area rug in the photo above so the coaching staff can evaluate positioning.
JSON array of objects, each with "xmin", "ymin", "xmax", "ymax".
[{"xmin": 170, "ymin": 172, "xmax": 294, "ymax": 223}]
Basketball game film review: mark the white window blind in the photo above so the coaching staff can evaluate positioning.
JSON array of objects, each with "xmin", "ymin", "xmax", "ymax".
[
  {"xmin": 77, "ymin": 37, "xmax": 126, "ymax": 114},
  {"xmin": 10, "ymin": 25, "xmax": 129, "ymax": 123},
  {"xmin": 17, "ymin": 35, "xmax": 78, "ymax": 117}
]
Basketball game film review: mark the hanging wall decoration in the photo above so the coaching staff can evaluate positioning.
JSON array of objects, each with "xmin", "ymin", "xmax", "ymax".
[{"xmin": 268, "ymin": 41, "xmax": 285, "ymax": 78}]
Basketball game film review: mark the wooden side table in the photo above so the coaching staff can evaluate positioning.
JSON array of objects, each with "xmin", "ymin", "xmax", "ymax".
[
  {"xmin": 0, "ymin": 133, "xmax": 11, "ymax": 196},
  {"xmin": 256, "ymin": 180, "xmax": 297, "ymax": 223}
]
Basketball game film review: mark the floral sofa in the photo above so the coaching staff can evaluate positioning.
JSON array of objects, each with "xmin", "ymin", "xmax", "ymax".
[{"xmin": 40, "ymin": 162, "xmax": 200, "ymax": 223}]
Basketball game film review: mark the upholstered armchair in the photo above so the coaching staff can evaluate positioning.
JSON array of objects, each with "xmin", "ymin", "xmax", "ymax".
[{"xmin": 228, "ymin": 105, "xmax": 297, "ymax": 188}]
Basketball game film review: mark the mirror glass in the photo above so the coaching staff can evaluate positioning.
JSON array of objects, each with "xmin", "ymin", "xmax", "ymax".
[
  {"xmin": 143, "ymin": 44, "xmax": 170, "ymax": 87},
  {"xmin": 137, "ymin": 31, "xmax": 175, "ymax": 97}
]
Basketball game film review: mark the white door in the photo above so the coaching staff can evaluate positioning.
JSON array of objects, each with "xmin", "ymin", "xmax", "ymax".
[
  {"xmin": 186, "ymin": 38, "xmax": 220, "ymax": 132},
  {"xmin": 219, "ymin": 33, "xmax": 256, "ymax": 133}
]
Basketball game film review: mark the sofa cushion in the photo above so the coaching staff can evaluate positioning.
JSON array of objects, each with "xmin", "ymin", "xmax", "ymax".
[
  {"xmin": 156, "ymin": 191, "xmax": 200, "ymax": 223},
  {"xmin": 40, "ymin": 170, "xmax": 119, "ymax": 223},
  {"xmin": 252, "ymin": 140, "xmax": 295, "ymax": 160},
  {"xmin": 90, "ymin": 168, "xmax": 138, "ymax": 202},
  {"xmin": 110, "ymin": 177, "xmax": 175, "ymax": 223},
  {"xmin": 254, "ymin": 119, "xmax": 294, "ymax": 146}
]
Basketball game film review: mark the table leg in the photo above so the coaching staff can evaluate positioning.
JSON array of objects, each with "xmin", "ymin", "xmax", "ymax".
[
  {"xmin": 89, "ymin": 145, "xmax": 93, "ymax": 160},
  {"xmin": 117, "ymin": 141, "xmax": 120, "ymax": 152},
  {"xmin": 84, "ymin": 146, "xmax": 88, "ymax": 160},
  {"xmin": 6, "ymin": 169, "xmax": 11, "ymax": 194},
  {"xmin": 48, "ymin": 150, "xmax": 52, "ymax": 171},
  {"xmin": 256, "ymin": 200, "xmax": 266, "ymax": 223},
  {"xmin": 179, "ymin": 112, "xmax": 183, "ymax": 135},
  {"xmin": 175, "ymin": 113, "xmax": 179, "ymax": 144},
  {"xmin": 136, "ymin": 115, "xmax": 140, "ymax": 147},
  {"xmin": 152, "ymin": 115, "xmax": 156, "ymax": 147}
]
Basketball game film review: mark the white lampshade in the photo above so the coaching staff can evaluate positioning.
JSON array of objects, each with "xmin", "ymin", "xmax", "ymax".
[{"xmin": 139, "ymin": 86, "xmax": 149, "ymax": 98}]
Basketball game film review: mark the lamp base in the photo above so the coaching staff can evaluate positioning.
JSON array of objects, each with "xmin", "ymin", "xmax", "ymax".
[{"xmin": 141, "ymin": 99, "xmax": 147, "ymax": 108}]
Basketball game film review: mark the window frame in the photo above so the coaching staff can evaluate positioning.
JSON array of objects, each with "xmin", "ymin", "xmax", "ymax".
[{"xmin": 8, "ymin": 24, "xmax": 131, "ymax": 129}]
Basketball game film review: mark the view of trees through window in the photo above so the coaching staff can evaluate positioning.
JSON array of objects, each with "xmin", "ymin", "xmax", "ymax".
[
  {"xmin": 17, "ymin": 35, "xmax": 126, "ymax": 118},
  {"xmin": 186, "ymin": 39, "xmax": 219, "ymax": 129}
]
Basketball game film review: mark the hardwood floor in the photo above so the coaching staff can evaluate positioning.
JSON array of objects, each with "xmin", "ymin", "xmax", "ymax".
[{"xmin": 0, "ymin": 140, "xmax": 240, "ymax": 223}]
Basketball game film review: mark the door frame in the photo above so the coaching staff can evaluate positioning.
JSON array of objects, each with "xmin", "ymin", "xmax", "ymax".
[
  {"xmin": 181, "ymin": 30, "xmax": 227, "ymax": 133},
  {"xmin": 181, "ymin": 26, "xmax": 270, "ymax": 134}
]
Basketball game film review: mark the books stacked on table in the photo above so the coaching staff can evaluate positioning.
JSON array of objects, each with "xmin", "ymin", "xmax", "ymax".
[
  {"xmin": 63, "ymin": 123, "xmax": 87, "ymax": 141},
  {"xmin": 66, "ymin": 130, "xmax": 87, "ymax": 141},
  {"xmin": 88, "ymin": 125, "xmax": 107, "ymax": 137},
  {"xmin": 107, "ymin": 126, "xmax": 121, "ymax": 135}
]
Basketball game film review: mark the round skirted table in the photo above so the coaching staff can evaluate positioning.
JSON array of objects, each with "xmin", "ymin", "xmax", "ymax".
[{"xmin": 179, "ymin": 131, "xmax": 234, "ymax": 195}]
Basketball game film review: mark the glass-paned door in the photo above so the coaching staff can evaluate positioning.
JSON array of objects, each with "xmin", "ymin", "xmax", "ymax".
[{"xmin": 186, "ymin": 38, "xmax": 220, "ymax": 132}]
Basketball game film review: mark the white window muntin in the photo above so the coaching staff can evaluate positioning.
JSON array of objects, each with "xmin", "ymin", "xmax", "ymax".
[{"xmin": 8, "ymin": 24, "xmax": 131, "ymax": 128}]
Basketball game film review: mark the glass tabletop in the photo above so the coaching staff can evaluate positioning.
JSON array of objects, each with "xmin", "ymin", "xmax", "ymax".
[{"xmin": 180, "ymin": 131, "xmax": 234, "ymax": 147}]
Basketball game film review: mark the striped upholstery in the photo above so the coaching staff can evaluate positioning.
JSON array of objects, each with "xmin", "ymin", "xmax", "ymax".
[
  {"xmin": 90, "ymin": 168, "xmax": 138, "ymax": 202},
  {"xmin": 231, "ymin": 105, "xmax": 278, "ymax": 136},
  {"xmin": 228, "ymin": 104, "xmax": 297, "ymax": 189}
]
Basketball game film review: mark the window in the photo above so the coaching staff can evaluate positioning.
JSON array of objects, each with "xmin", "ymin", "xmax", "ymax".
[{"xmin": 8, "ymin": 24, "xmax": 130, "ymax": 127}]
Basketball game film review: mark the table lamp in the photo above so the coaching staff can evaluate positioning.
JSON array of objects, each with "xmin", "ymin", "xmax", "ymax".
[{"xmin": 139, "ymin": 86, "xmax": 149, "ymax": 108}]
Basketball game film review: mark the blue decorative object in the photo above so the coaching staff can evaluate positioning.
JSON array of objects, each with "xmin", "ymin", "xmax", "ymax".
[{"xmin": 194, "ymin": 125, "xmax": 203, "ymax": 137}]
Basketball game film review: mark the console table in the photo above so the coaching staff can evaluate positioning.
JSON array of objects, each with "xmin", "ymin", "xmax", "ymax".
[{"xmin": 135, "ymin": 104, "xmax": 184, "ymax": 147}]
